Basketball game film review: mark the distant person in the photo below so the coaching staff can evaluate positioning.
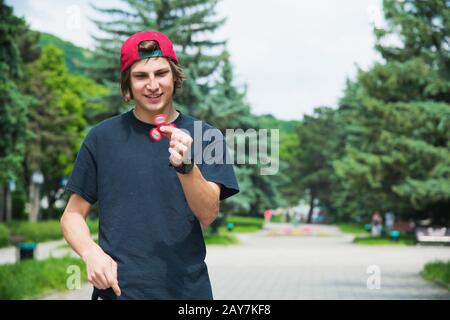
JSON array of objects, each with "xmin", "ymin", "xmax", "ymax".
[
  {"xmin": 384, "ymin": 211, "xmax": 395, "ymax": 231},
  {"xmin": 284, "ymin": 210, "xmax": 291, "ymax": 223},
  {"xmin": 264, "ymin": 208, "xmax": 272, "ymax": 223},
  {"xmin": 371, "ymin": 211, "xmax": 383, "ymax": 236}
]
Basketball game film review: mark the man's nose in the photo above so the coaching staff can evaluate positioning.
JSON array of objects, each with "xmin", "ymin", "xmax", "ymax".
[{"xmin": 146, "ymin": 77, "xmax": 159, "ymax": 91}]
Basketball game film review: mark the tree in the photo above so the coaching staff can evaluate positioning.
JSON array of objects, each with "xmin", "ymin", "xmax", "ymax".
[
  {"xmin": 19, "ymin": 45, "xmax": 108, "ymax": 221},
  {"xmin": 0, "ymin": 1, "xmax": 30, "ymax": 222},
  {"xmin": 333, "ymin": 0, "xmax": 450, "ymax": 224}
]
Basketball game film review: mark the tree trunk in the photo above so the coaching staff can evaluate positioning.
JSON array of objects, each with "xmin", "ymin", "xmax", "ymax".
[
  {"xmin": 6, "ymin": 186, "xmax": 12, "ymax": 222},
  {"xmin": 0, "ymin": 184, "xmax": 4, "ymax": 222},
  {"xmin": 29, "ymin": 182, "xmax": 40, "ymax": 223},
  {"xmin": 307, "ymin": 189, "xmax": 315, "ymax": 224}
]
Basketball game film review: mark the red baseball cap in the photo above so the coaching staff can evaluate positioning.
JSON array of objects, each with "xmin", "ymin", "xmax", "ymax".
[{"xmin": 120, "ymin": 31, "xmax": 178, "ymax": 72}]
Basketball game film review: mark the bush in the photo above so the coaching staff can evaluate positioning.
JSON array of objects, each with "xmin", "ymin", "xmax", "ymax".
[
  {"xmin": 11, "ymin": 221, "xmax": 62, "ymax": 243},
  {"xmin": 0, "ymin": 224, "xmax": 10, "ymax": 247},
  {"xmin": 421, "ymin": 260, "xmax": 450, "ymax": 290},
  {"xmin": 0, "ymin": 256, "xmax": 87, "ymax": 299},
  {"xmin": 7, "ymin": 219, "xmax": 99, "ymax": 243}
]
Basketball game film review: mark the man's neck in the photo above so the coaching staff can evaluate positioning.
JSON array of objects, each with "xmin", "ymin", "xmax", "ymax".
[{"xmin": 133, "ymin": 105, "xmax": 179, "ymax": 125}]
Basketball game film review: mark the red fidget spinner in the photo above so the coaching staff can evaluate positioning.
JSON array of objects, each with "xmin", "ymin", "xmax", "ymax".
[{"xmin": 149, "ymin": 113, "xmax": 176, "ymax": 141}]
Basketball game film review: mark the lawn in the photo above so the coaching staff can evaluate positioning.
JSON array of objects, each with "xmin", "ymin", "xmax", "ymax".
[
  {"xmin": 421, "ymin": 260, "xmax": 450, "ymax": 291},
  {"xmin": 0, "ymin": 219, "xmax": 99, "ymax": 248},
  {"xmin": 352, "ymin": 233, "xmax": 417, "ymax": 246},
  {"xmin": 337, "ymin": 223, "xmax": 369, "ymax": 235},
  {"xmin": 0, "ymin": 256, "xmax": 86, "ymax": 299},
  {"xmin": 204, "ymin": 215, "xmax": 264, "ymax": 245}
]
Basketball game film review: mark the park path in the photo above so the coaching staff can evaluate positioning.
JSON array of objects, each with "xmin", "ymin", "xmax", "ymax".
[{"xmin": 36, "ymin": 223, "xmax": 450, "ymax": 299}]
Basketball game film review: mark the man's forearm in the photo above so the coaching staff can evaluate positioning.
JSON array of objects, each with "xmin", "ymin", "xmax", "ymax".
[
  {"xmin": 60, "ymin": 213, "xmax": 99, "ymax": 258},
  {"xmin": 176, "ymin": 164, "xmax": 220, "ymax": 227}
]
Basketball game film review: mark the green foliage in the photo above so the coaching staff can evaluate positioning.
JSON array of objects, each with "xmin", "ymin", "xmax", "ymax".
[
  {"xmin": 421, "ymin": 260, "xmax": 450, "ymax": 290},
  {"xmin": 288, "ymin": 0, "xmax": 450, "ymax": 224},
  {"xmin": 0, "ymin": 0, "xmax": 30, "ymax": 186},
  {"xmin": 0, "ymin": 224, "xmax": 10, "ymax": 247},
  {"xmin": 19, "ymin": 44, "xmax": 108, "ymax": 219},
  {"xmin": 9, "ymin": 220, "xmax": 63, "ymax": 243},
  {"xmin": 0, "ymin": 256, "xmax": 86, "ymax": 299},
  {"xmin": 3, "ymin": 219, "xmax": 98, "ymax": 244},
  {"xmin": 38, "ymin": 32, "xmax": 94, "ymax": 75}
]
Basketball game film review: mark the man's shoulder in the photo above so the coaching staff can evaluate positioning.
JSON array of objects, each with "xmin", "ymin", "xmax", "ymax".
[{"xmin": 88, "ymin": 112, "xmax": 127, "ymax": 136}]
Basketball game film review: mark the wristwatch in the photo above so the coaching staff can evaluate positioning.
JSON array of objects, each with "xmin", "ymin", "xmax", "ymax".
[{"xmin": 169, "ymin": 161, "xmax": 194, "ymax": 174}]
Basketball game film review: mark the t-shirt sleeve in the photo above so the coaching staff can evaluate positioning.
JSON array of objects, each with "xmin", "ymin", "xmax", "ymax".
[
  {"xmin": 196, "ymin": 128, "xmax": 239, "ymax": 201},
  {"xmin": 64, "ymin": 129, "xmax": 98, "ymax": 204}
]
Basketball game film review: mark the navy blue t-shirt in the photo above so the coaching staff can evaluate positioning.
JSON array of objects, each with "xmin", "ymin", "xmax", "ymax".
[{"xmin": 64, "ymin": 109, "xmax": 239, "ymax": 300}]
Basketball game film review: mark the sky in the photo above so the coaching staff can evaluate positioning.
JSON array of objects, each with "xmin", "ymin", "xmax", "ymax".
[{"xmin": 7, "ymin": 0, "xmax": 385, "ymax": 121}]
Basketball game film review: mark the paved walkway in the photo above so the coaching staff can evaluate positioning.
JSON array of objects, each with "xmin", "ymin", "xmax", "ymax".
[{"xmin": 42, "ymin": 223, "xmax": 450, "ymax": 300}]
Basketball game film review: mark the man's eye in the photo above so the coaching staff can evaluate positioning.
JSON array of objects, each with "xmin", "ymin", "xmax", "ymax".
[{"xmin": 157, "ymin": 72, "xmax": 168, "ymax": 76}]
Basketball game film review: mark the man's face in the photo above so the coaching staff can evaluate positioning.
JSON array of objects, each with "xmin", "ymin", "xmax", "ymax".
[{"xmin": 130, "ymin": 57, "xmax": 174, "ymax": 113}]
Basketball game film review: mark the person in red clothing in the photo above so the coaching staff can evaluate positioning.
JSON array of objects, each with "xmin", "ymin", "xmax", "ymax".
[{"xmin": 264, "ymin": 208, "xmax": 273, "ymax": 223}]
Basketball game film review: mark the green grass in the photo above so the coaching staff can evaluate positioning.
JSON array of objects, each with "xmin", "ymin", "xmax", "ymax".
[
  {"xmin": 0, "ymin": 224, "xmax": 10, "ymax": 247},
  {"xmin": 421, "ymin": 260, "xmax": 450, "ymax": 291},
  {"xmin": 204, "ymin": 231, "xmax": 240, "ymax": 245},
  {"xmin": 353, "ymin": 233, "xmax": 416, "ymax": 246},
  {"xmin": 203, "ymin": 215, "xmax": 263, "ymax": 245},
  {"xmin": 0, "ymin": 256, "xmax": 87, "ymax": 299},
  {"xmin": 337, "ymin": 223, "xmax": 369, "ymax": 235},
  {"xmin": 219, "ymin": 225, "xmax": 261, "ymax": 233},
  {"xmin": 226, "ymin": 216, "xmax": 264, "ymax": 229},
  {"xmin": 215, "ymin": 215, "xmax": 265, "ymax": 235}
]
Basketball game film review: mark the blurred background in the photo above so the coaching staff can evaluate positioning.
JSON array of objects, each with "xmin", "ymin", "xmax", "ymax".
[{"xmin": 0, "ymin": 0, "xmax": 449, "ymax": 300}]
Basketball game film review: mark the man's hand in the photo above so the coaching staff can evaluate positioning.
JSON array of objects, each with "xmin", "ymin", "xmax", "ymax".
[
  {"xmin": 81, "ymin": 245, "xmax": 121, "ymax": 296},
  {"xmin": 160, "ymin": 125, "xmax": 193, "ymax": 167}
]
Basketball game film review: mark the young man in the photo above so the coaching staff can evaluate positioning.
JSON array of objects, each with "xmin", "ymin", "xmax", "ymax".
[{"xmin": 61, "ymin": 31, "xmax": 239, "ymax": 300}]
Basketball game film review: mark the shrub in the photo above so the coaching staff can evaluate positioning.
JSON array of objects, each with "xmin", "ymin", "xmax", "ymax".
[{"xmin": 0, "ymin": 224, "xmax": 10, "ymax": 248}]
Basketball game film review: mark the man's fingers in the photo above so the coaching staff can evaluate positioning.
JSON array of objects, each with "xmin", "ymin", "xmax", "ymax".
[
  {"xmin": 173, "ymin": 143, "xmax": 188, "ymax": 157},
  {"xmin": 105, "ymin": 272, "xmax": 121, "ymax": 296},
  {"xmin": 110, "ymin": 261, "xmax": 121, "ymax": 296},
  {"xmin": 168, "ymin": 148, "xmax": 183, "ymax": 163},
  {"xmin": 111, "ymin": 282, "xmax": 121, "ymax": 297},
  {"xmin": 93, "ymin": 272, "xmax": 109, "ymax": 289}
]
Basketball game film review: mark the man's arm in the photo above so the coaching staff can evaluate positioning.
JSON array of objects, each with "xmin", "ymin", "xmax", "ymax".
[
  {"xmin": 60, "ymin": 193, "xmax": 121, "ymax": 296},
  {"xmin": 160, "ymin": 125, "xmax": 221, "ymax": 228},
  {"xmin": 176, "ymin": 165, "xmax": 221, "ymax": 228}
]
